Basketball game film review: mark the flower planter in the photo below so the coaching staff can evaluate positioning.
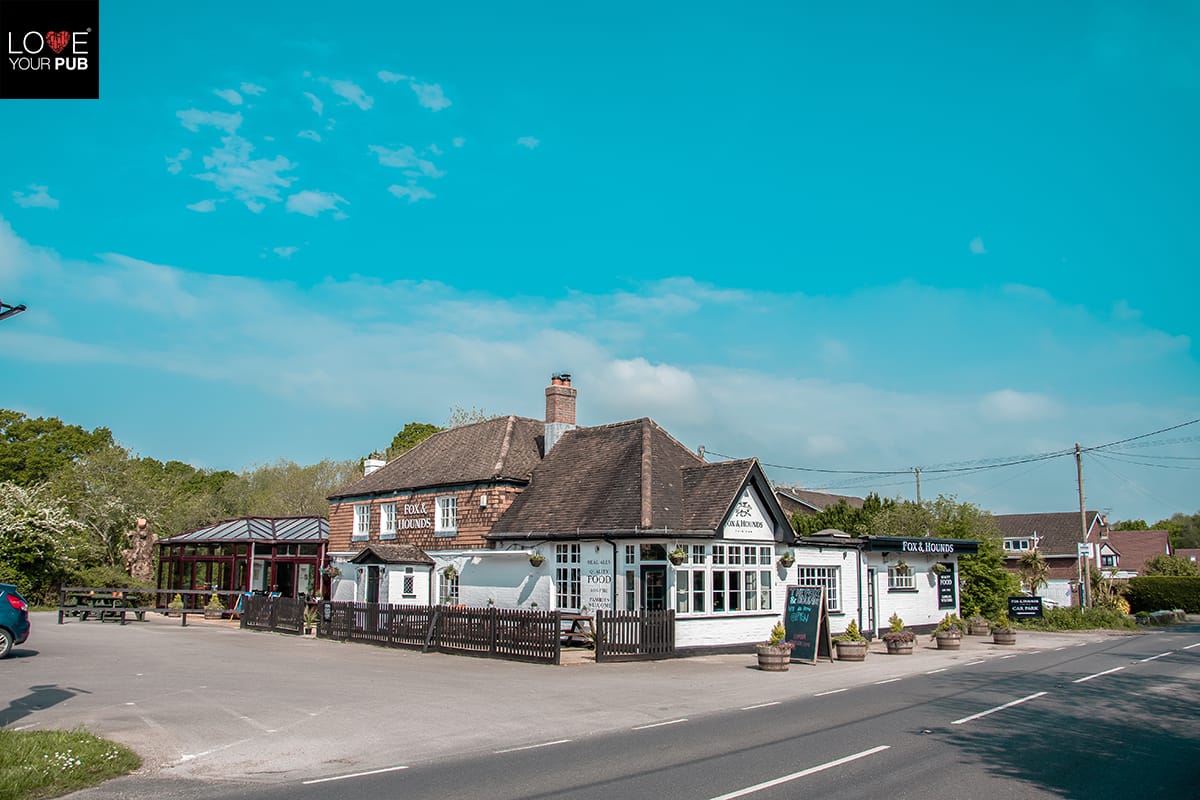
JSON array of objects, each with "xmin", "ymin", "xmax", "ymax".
[
  {"xmin": 756, "ymin": 644, "xmax": 791, "ymax": 672},
  {"xmin": 968, "ymin": 623, "xmax": 991, "ymax": 636},
  {"xmin": 779, "ymin": 557, "xmax": 795, "ymax": 569},
  {"xmin": 935, "ymin": 632, "xmax": 962, "ymax": 650},
  {"xmin": 835, "ymin": 641, "xmax": 868, "ymax": 662},
  {"xmin": 668, "ymin": 555, "xmax": 685, "ymax": 566},
  {"xmin": 885, "ymin": 640, "xmax": 913, "ymax": 655},
  {"xmin": 992, "ymin": 630, "xmax": 1017, "ymax": 645},
  {"xmin": 203, "ymin": 609, "xmax": 223, "ymax": 620}
]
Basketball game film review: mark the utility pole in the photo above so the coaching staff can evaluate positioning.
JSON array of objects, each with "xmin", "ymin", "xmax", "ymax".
[
  {"xmin": 913, "ymin": 467, "xmax": 922, "ymax": 504},
  {"xmin": 1075, "ymin": 442, "xmax": 1089, "ymax": 607}
]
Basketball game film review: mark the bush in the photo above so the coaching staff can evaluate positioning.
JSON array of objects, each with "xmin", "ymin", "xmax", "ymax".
[
  {"xmin": 1125, "ymin": 576, "xmax": 1200, "ymax": 613},
  {"xmin": 1015, "ymin": 606, "xmax": 1136, "ymax": 631}
]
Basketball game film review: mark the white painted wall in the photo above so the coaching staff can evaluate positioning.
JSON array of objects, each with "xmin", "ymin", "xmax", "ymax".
[
  {"xmin": 432, "ymin": 549, "xmax": 554, "ymax": 609},
  {"xmin": 864, "ymin": 552, "xmax": 962, "ymax": 632}
]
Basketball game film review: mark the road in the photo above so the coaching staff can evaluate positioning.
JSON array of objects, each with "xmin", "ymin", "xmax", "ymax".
[{"xmin": 6, "ymin": 614, "xmax": 1198, "ymax": 799}]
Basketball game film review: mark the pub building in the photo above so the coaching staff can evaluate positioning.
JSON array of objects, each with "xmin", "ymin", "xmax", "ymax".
[{"xmin": 325, "ymin": 376, "xmax": 976, "ymax": 649}]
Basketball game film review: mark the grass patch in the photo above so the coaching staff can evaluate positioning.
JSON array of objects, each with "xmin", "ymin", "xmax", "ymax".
[
  {"xmin": 0, "ymin": 729, "xmax": 140, "ymax": 800},
  {"xmin": 1015, "ymin": 606, "xmax": 1137, "ymax": 631}
]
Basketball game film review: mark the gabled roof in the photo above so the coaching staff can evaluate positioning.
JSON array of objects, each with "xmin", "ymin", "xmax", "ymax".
[
  {"xmin": 348, "ymin": 543, "xmax": 434, "ymax": 564},
  {"xmin": 1104, "ymin": 529, "xmax": 1171, "ymax": 574},
  {"xmin": 1176, "ymin": 548, "xmax": 1200, "ymax": 564},
  {"xmin": 993, "ymin": 511, "xmax": 1106, "ymax": 557},
  {"xmin": 329, "ymin": 416, "xmax": 544, "ymax": 500},
  {"xmin": 681, "ymin": 459, "xmax": 757, "ymax": 531},
  {"xmin": 775, "ymin": 487, "xmax": 865, "ymax": 514},
  {"xmin": 161, "ymin": 516, "xmax": 328, "ymax": 544}
]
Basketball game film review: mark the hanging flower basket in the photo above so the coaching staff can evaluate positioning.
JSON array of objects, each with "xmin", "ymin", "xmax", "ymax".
[
  {"xmin": 528, "ymin": 554, "xmax": 545, "ymax": 567},
  {"xmin": 667, "ymin": 546, "xmax": 687, "ymax": 566},
  {"xmin": 779, "ymin": 552, "xmax": 795, "ymax": 568}
]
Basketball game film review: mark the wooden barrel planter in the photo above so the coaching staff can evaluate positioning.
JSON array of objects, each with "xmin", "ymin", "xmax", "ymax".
[
  {"xmin": 968, "ymin": 622, "xmax": 991, "ymax": 636},
  {"xmin": 992, "ymin": 630, "xmax": 1017, "ymax": 645},
  {"xmin": 835, "ymin": 641, "xmax": 868, "ymax": 662},
  {"xmin": 885, "ymin": 639, "xmax": 913, "ymax": 655},
  {"xmin": 935, "ymin": 632, "xmax": 962, "ymax": 650},
  {"xmin": 756, "ymin": 645, "xmax": 791, "ymax": 672}
]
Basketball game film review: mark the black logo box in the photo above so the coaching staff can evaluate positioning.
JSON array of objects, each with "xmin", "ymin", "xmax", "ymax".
[{"xmin": 1, "ymin": 0, "xmax": 99, "ymax": 100}]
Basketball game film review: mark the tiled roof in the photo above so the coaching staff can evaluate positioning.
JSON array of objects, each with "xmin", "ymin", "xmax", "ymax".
[
  {"xmin": 993, "ymin": 511, "xmax": 1105, "ymax": 557},
  {"xmin": 329, "ymin": 416, "xmax": 544, "ymax": 500},
  {"xmin": 1104, "ymin": 530, "xmax": 1171, "ymax": 574},
  {"xmin": 1175, "ymin": 548, "xmax": 1200, "ymax": 564},
  {"xmin": 490, "ymin": 418, "xmax": 744, "ymax": 537},
  {"xmin": 348, "ymin": 543, "xmax": 434, "ymax": 564},
  {"xmin": 776, "ymin": 487, "xmax": 865, "ymax": 513},
  {"xmin": 160, "ymin": 516, "xmax": 328, "ymax": 543}
]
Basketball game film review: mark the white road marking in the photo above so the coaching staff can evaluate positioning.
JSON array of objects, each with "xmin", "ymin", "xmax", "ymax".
[
  {"xmin": 964, "ymin": 660, "xmax": 985, "ymax": 666},
  {"xmin": 814, "ymin": 688, "xmax": 850, "ymax": 696},
  {"xmin": 1054, "ymin": 647, "xmax": 1066, "ymax": 651},
  {"xmin": 926, "ymin": 668, "xmax": 948, "ymax": 674},
  {"xmin": 999, "ymin": 655, "xmax": 1016, "ymax": 659},
  {"xmin": 707, "ymin": 745, "xmax": 891, "ymax": 799},
  {"xmin": 1140, "ymin": 652, "xmax": 1173, "ymax": 663},
  {"xmin": 741, "ymin": 701, "xmax": 781, "ymax": 710},
  {"xmin": 874, "ymin": 678, "xmax": 902, "ymax": 685},
  {"xmin": 632, "ymin": 718, "xmax": 688, "ymax": 730},
  {"xmin": 302, "ymin": 765, "xmax": 409, "ymax": 785},
  {"xmin": 1027, "ymin": 651, "xmax": 1041, "ymax": 655},
  {"xmin": 1073, "ymin": 666, "xmax": 1126, "ymax": 683},
  {"xmin": 1183, "ymin": 642, "xmax": 1200, "ymax": 650},
  {"xmin": 12, "ymin": 724, "xmax": 35, "ymax": 731},
  {"xmin": 951, "ymin": 692, "xmax": 1048, "ymax": 725},
  {"xmin": 494, "ymin": 738, "xmax": 572, "ymax": 754}
]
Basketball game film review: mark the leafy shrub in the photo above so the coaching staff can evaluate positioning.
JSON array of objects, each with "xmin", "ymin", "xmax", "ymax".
[
  {"xmin": 1015, "ymin": 606, "xmax": 1135, "ymax": 631},
  {"xmin": 833, "ymin": 619, "xmax": 866, "ymax": 643},
  {"xmin": 1124, "ymin": 576, "xmax": 1200, "ymax": 613}
]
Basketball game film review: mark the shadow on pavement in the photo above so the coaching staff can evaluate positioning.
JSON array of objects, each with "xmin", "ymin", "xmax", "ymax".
[{"xmin": 0, "ymin": 684, "xmax": 90, "ymax": 727}]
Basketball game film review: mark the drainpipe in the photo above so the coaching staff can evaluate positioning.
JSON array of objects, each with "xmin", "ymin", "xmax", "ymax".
[
  {"xmin": 856, "ymin": 544, "xmax": 865, "ymax": 638},
  {"xmin": 605, "ymin": 538, "xmax": 619, "ymax": 611}
]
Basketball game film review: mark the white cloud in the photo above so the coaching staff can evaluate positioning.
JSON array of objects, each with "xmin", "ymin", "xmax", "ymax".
[
  {"xmin": 516, "ymin": 136, "xmax": 540, "ymax": 149},
  {"xmin": 273, "ymin": 246, "xmax": 299, "ymax": 258},
  {"xmin": 213, "ymin": 88, "xmax": 243, "ymax": 106},
  {"xmin": 1113, "ymin": 299, "xmax": 1142, "ymax": 321},
  {"xmin": 12, "ymin": 184, "xmax": 59, "ymax": 209},
  {"xmin": 388, "ymin": 184, "xmax": 435, "ymax": 203},
  {"xmin": 368, "ymin": 144, "xmax": 443, "ymax": 178},
  {"xmin": 186, "ymin": 199, "xmax": 217, "ymax": 213},
  {"xmin": 240, "ymin": 82, "xmax": 266, "ymax": 96},
  {"xmin": 177, "ymin": 109, "xmax": 243, "ymax": 134},
  {"xmin": 969, "ymin": 236, "xmax": 987, "ymax": 255},
  {"xmin": 298, "ymin": 129, "xmax": 322, "ymax": 142},
  {"xmin": 978, "ymin": 389, "xmax": 1060, "ymax": 423},
  {"xmin": 1002, "ymin": 283, "xmax": 1054, "ymax": 303},
  {"xmin": 326, "ymin": 79, "xmax": 373, "ymax": 110},
  {"xmin": 196, "ymin": 135, "xmax": 297, "ymax": 212},
  {"xmin": 377, "ymin": 70, "xmax": 409, "ymax": 83},
  {"xmin": 285, "ymin": 189, "xmax": 348, "ymax": 218},
  {"xmin": 303, "ymin": 91, "xmax": 324, "ymax": 116},
  {"xmin": 165, "ymin": 148, "xmax": 191, "ymax": 175},
  {"xmin": 452, "ymin": 137, "xmax": 465, "ymax": 148},
  {"xmin": 411, "ymin": 82, "xmax": 451, "ymax": 111},
  {"xmin": 429, "ymin": 144, "xmax": 443, "ymax": 156}
]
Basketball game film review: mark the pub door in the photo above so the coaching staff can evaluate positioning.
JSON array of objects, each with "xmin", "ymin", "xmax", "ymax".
[
  {"xmin": 366, "ymin": 565, "xmax": 381, "ymax": 604},
  {"xmin": 641, "ymin": 565, "xmax": 667, "ymax": 610}
]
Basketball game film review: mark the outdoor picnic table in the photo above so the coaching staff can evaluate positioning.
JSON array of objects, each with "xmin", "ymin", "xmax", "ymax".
[
  {"xmin": 59, "ymin": 590, "xmax": 144, "ymax": 623},
  {"xmin": 560, "ymin": 612, "xmax": 595, "ymax": 647}
]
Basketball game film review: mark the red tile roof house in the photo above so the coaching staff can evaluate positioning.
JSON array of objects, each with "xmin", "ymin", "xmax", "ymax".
[
  {"xmin": 774, "ymin": 487, "xmax": 865, "ymax": 518},
  {"xmin": 993, "ymin": 511, "xmax": 1114, "ymax": 608},
  {"xmin": 1176, "ymin": 548, "xmax": 1200, "ymax": 567},
  {"xmin": 1096, "ymin": 529, "xmax": 1172, "ymax": 578},
  {"xmin": 325, "ymin": 375, "xmax": 874, "ymax": 650}
]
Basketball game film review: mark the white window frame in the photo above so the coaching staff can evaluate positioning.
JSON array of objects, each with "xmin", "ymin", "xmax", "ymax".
[
  {"xmin": 796, "ymin": 565, "xmax": 841, "ymax": 612},
  {"xmin": 888, "ymin": 563, "xmax": 915, "ymax": 590},
  {"xmin": 353, "ymin": 504, "xmax": 370, "ymax": 541},
  {"xmin": 380, "ymin": 503, "xmax": 397, "ymax": 540},
  {"xmin": 555, "ymin": 543, "xmax": 581, "ymax": 610},
  {"xmin": 435, "ymin": 496, "xmax": 457, "ymax": 536},
  {"xmin": 438, "ymin": 568, "xmax": 459, "ymax": 604},
  {"xmin": 1003, "ymin": 538, "xmax": 1032, "ymax": 552},
  {"xmin": 675, "ymin": 543, "xmax": 770, "ymax": 616}
]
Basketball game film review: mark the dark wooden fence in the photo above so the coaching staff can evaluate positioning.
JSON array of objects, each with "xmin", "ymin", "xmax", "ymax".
[
  {"xmin": 316, "ymin": 602, "xmax": 561, "ymax": 665},
  {"xmin": 595, "ymin": 609, "xmax": 676, "ymax": 662},
  {"xmin": 240, "ymin": 595, "xmax": 305, "ymax": 635}
]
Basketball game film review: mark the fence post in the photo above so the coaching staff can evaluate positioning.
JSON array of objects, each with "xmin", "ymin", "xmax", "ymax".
[{"xmin": 489, "ymin": 606, "xmax": 497, "ymax": 656}]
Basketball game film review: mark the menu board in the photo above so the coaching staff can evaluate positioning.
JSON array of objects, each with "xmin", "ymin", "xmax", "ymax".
[
  {"xmin": 784, "ymin": 585, "xmax": 833, "ymax": 664},
  {"xmin": 937, "ymin": 564, "xmax": 957, "ymax": 609}
]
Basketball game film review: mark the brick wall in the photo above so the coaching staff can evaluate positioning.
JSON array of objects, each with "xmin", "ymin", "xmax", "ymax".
[{"xmin": 328, "ymin": 483, "xmax": 525, "ymax": 552}]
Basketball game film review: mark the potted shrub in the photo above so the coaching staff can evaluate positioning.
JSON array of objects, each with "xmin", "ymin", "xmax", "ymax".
[
  {"xmin": 303, "ymin": 606, "xmax": 319, "ymax": 636},
  {"xmin": 933, "ymin": 613, "xmax": 964, "ymax": 650},
  {"xmin": 528, "ymin": 553, "xmax": 545, "ymax": 567},
  {"xmin": 967, "ymin": 613, "xmax": 991, "ymax": 636},
  {"xmin": 203, "ymin": 592, "xmax": 225, "ymax": 620},
  {"xmin": 668, "ymin": 546, "xmax": 687, "ymax": 566},
  {"xmin": 881, "ymin": 612, "xmax": 915, "ymax": 655},
  {"xmin": 833, "ymin": 620, "xmax": 869, "ymax": 662},
  {"xmin": 756, "ymin": 622, "xmax": 793, "ymax": 671},
  {"xmin": 167, "ymin": 593, "xmax": 184, "ymax": 618},
  {"xmin": 778, "ymin": 550, "xmax": 795, "ymax": 568},
  {"xmin": 991, "ymin": 614, "xmax": 1017, "ymax": 645},
  {"xmin": 321, "ymin": 565, "xmax": 341, "ymax": 581}
]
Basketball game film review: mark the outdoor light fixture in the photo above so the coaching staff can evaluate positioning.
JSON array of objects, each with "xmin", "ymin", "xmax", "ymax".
[{"xmin": 0, "ymin": 299, "xmax": 27, "ymax": 322}]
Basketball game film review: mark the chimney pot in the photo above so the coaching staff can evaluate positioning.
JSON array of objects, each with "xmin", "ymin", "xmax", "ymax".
[{"xmin": 545, "ymin": 374, "xmax": 578, "ymax": 454}]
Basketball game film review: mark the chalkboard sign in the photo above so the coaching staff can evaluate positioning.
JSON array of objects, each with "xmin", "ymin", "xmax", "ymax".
[
  {"xmin": 937, "ymin": 564, "xmax": 957, "ymax": 610},
  {"xmin": 784, "ymin": 585, "xmax": 833, "ymax": 664},
  {"xmin": 1008, "ymin": 596, "xmax": 1044, "ymax": 619}
]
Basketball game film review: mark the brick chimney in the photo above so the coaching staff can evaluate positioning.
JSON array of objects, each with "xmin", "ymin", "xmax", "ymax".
[{"xmin": 544, "ymin": 373, "xmax": 577, "ymax": 454}]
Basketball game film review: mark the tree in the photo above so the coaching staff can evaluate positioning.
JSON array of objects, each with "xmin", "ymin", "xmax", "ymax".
[
  {"xmin": 445, "ymin": 405, "xmax": 498, "ymax": 428},
  {"xmin": 1113, "ymin": 519, "xmax": 1149, "ymax": 531},
  {"xmin": 377, "ymin": 422, "xmax": 442, "ymax": 461},
  {"xmin": 0, "ymin": 409, "xmax": 113, "ymax": 485},
  {"xmin": 1017, "ymin": 550, "xmax": 1050, "ymax": 594},
  {"xmin": 1152, "ymin": 512, "xmax": 1200, "ymax": 550},
  {"xmin": 791, "ymin": 499, "xmax": 873, "ymax": 537},
  {"xmin": 1142, "ymin": 553, "xmax": 1200, "ymax": 577},
  {"xmin": 0, "ymin": 481, "xmax": 85, "ymax": 602},
  {"xmin": 218, "ymin": 458, "xmax": 358, "ymax": 518}
]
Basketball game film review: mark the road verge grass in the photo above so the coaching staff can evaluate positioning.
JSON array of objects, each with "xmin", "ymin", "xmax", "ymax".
[
  {"xmin": 0, "ymin": 729, "xmax": 139, "ymax": 800},
  {"xmin": 1015, "ymin": 607, "xmax": 1136, "ymax": 631}
]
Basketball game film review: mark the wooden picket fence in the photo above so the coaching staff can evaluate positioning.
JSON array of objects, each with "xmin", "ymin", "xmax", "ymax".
[
  {"xmin": 316, "ymin": 602, "xmax": 561, "ymax": 665},
  {"xmin": 595, "ymin": 609, "xmax": 676, "ymax": 662},
  {"xmin": 240, "ymin": 595, "xmax": 305, "ymax": 635}
]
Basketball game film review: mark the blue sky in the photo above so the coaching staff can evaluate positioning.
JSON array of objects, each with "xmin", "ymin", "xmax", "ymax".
[{"xmin": 2, "ymin": 1, "xmax": 1197, "ymax": 523}]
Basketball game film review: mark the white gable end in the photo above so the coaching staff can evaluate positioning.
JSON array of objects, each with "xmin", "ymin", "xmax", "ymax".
[{"xmin": 722, "ymin": 487, "xmax": 774, "ymax": 542}]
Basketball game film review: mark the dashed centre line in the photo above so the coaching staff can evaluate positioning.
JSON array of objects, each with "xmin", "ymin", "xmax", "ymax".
[
  {"xmin": 964, "ymin": 660, "xmax": 985, "ymax": 666},
  {"xmin": 1183, "ymin": 642, "xmax": 1200, "ymax": 650},
  {"xmin": 874, "ymin": 678, "xmax": 902, "ymax": 685},
  {"xmin": 741, "ymin": 701, "xmax": 781, "ymax": 710},
  {"xmin": 814, "ymin": 688, "xmax": 850, "ymax": 696},
  {"xmin": 707, "ymin": 745, "xmax": 891, "ymax": 800},
  {"xmin": 951, "ymin": 692, "xmax": 1048, "ymax": 725},
  {"xmin": 494, "ymin": 738, "xmax": 572, "ymax": 754},
  {"xmin": 925, "ymin": 668, "xmax": 948, "ymax": 674},
  {"xmin": 1140, "ymin": 652, "xmax": 1173, "ymax": 663},
  {"xmin": 1074, "ymin": 666, "xmax": 1125, "ymax": 683},
  {"xmin": 632, "ymin": 718, "xmax": 688, "ymax": 730},
  {"xmin": 302, "ymin": 765, "xmax": 409, "ymax": 785}
]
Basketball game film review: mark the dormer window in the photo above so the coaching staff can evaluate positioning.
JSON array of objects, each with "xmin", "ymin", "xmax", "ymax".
[{"xmin": 1003, "ymin": 538, "xmax": 1032, "ymax": 552}]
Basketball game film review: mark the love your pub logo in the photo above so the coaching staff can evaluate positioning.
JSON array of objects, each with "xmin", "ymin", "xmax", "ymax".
[{"xmin": 1, "ymin": 0, "xmax": 99, "ymax": 99}]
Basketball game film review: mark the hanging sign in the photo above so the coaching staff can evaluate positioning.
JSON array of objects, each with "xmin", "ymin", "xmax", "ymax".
[{"xmin": 784, "ymin": 585, "xmax": 833, "ymax": 664}]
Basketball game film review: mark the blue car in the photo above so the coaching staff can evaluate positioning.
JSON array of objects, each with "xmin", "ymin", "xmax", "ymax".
[{"xmin": 0, "ymin": 583, "xmax": 30, "ymax": 658}]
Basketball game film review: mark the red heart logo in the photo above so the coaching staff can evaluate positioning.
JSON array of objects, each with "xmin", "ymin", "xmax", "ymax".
[{"xmin": 46, "ymin": 31, "xmax": 70, "ymax": 54}]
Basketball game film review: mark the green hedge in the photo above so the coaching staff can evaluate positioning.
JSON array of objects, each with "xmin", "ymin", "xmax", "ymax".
[{"xmin": 1124, "ymin": 576, "xmax": 1200, "ymax": 613}]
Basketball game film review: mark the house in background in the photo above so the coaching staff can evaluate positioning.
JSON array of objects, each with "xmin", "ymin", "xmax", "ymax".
[
  {"xmin": 775, "ymin": 486, "xmax": 864, "ymax": 518},
  {"xmin": 1176, "ymin": 548, "xmax": 1200, "ymax": 566},
  {"xmin": 993, "ymin": 511, "xmax": 1112, "ymax": 607},
  {"xmin": 1097, "ymin": 529, "xmax": 1172, "ymax": 578}
]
